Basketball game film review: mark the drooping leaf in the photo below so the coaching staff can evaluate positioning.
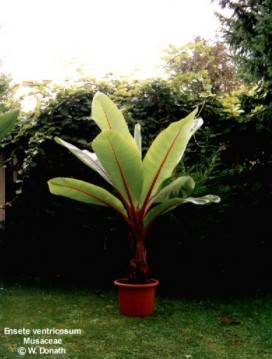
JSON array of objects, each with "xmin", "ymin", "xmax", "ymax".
[
  {"xmin": 143, "ymin": 194, "xmax": 221, "ymax": 228},
  {"xmin": 0, "ymin": 109, "xmax": 20, "ymax": 142},
  {"xmin": 143, "ymin": 198, "xmax": 185, "ymax": 228},
  {"xmin": 150, "ymin": 176, "xmax": 195, "ymax": 204},
  {"xmin": 182, "ymin": 194, "xmax": 221, "ymax": 205},
  {"xmin": 54, "ymin": 137, "xmax": 113, "ymax": 185},
  {"xmin": 48, "ymin": 177, "xmax": 127, "ymax": 219},
  {"xmin": 92, "ymin": 130, "xmax": 143, "ymax": 207},
  {"xmin": 140, "ymin": 108, "xmax": 199, "ymax": 205}
]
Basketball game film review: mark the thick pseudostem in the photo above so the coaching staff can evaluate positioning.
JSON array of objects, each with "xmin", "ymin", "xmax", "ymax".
[{"xmin": 128, "ymin": 231, "xmax": 151, "ymax": 283}]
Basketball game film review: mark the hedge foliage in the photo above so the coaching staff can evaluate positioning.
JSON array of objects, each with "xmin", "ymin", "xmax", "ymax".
[{"xmin": 1, "ymin": 76, "xmax": 271, "ymax": 295}]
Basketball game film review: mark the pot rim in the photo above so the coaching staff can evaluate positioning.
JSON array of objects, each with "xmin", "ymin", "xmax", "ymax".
[{"xmin": 114, "ymin": 278, "xmax": 159, "ymax": 289}]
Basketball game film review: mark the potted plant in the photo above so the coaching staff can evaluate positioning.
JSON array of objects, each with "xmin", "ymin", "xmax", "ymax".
[{"xmin": 48, "ymin": 92, "xmax": 220, "ymax": 316}]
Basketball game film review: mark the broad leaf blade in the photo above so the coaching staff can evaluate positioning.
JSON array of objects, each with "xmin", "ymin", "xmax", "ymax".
[
  {"xmin": 91, "ymin": 92, "xmax": 137, "ymax": 150},
  {"xmin": 92, "ymin": 92, "xmax": 127, "ymax": 131},
  {"xmin": 92, "ymin": 130, "xmax": 143, "ymax": 206},
  {"xmin": 143, "ymin": 194, "xmax": 221, "ymax": 228},
  {"xmin": 48, "ymin": 177, "xmax": 127, "ymax": 217},
  {"xmin": 144, "ymin": 198, "xmax": 185, "ymax": 228},
  {"xmin": 0, "ymin": 109, "xmax": 20, "ymax": 142},
  {"xmin": 140, "ymin": 108, "xmax": 199, "ymax": 204},
  {"xmin": 54, "ymin": 137, "xmax": 113, "ymax": 185},
  {"xmin": 151, "ymin": 176, "xmax": 195, "ymax": 204}
]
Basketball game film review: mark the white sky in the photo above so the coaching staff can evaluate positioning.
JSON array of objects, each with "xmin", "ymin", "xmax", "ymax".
[{"xmin": 0, "ymin": 0, "xmax": 223, "ymax": 82}]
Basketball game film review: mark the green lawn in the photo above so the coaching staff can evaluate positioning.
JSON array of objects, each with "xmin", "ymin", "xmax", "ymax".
[{"xmin": 1, "ymin": 285, "xmax": 272, "ymax": 358}]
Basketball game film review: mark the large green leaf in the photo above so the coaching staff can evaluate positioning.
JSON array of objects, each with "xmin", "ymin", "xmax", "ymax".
[
  {"xmin": 140, "ymin": 108, "xmax": 199, "ymax": 205},
  {"xmin": 91, "ymin": 92, "xmax": 137, "ymax": 151},
  {"xmin": 92, "ymin": 130, "xmax": 143, "ymax": 207},
  {"xmin": 0, "ymin": 109, "xmax": 20, "ymax": 142},
  {"xmin": 143, "ymin": 176, "xmax": 195, "ymax": 216},
  {"xmin": 150, "ymin": 176, "xmax": 195, "ymax": 204},
  {"xmin": 54, "ymin": 137, "xmax": 113, "ymax": 185},
  {"xmin": 48, "ymin": 177, "xmax": 127, "ymax": 218},
  {"xmin": 143, "ymin": 194, "xmax": 221, "ymax": 228}
]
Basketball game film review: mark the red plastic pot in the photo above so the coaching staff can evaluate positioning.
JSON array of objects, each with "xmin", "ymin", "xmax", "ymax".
[{"xmin": 114, "ymin": 278, "xmax": 159, "ymax": 317}]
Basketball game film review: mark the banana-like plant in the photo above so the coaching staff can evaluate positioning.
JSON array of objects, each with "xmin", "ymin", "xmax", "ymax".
[{"xmin": 48, "ymin": 92, "xmax": 220, "ymax": 283}]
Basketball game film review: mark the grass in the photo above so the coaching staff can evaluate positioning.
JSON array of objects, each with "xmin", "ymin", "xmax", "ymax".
[{"xmin": 1, "ymin": 285, "xmax": 272, "ymax": 358}]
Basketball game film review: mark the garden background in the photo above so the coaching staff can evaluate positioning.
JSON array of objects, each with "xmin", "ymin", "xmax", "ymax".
[{"xmin": 0, "ymin": 0, "xmax": 271, "ymax": 298}]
